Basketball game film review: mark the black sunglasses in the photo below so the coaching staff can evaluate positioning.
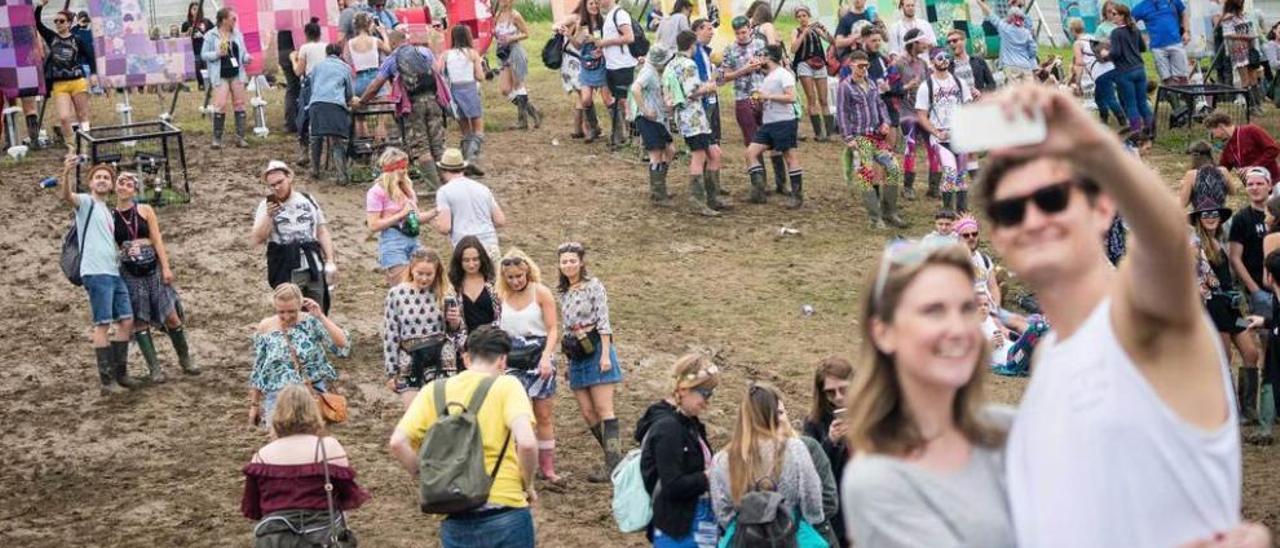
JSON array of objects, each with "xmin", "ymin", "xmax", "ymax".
[
  {"xmin": 959, "ymin": 231, "xmax": 979, "ymax": 239},
  {"xmin": 985, "ymin": 180, "xmax": 1077, "ymax": 227},
  {"xmin": 54, "ymin": 18, "xmax": 68, "ymax": 23}
]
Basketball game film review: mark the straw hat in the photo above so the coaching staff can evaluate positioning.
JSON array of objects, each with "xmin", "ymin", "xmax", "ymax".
[{"xmin": 436, "ymin": 148, "xmax": 469, "ymax": 172}]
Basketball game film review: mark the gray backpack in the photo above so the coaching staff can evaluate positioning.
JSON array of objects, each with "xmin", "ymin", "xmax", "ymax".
[
  {"xmin": 731, "ymin": 446, "xmax": 797, "ymax": 548},
  {"xmin": 418, "ymin": 376, "xmax": 510, "ymax": 515}
]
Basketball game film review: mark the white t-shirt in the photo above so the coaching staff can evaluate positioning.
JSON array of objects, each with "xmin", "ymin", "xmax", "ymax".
[
  {"xmin": 435, "ymin": 176, "xmax": 499, "ymax": 248},
  {"xmin": 254, "ymin": 190, "xmax": 327, "ymax": 246},
  {"xmin": 914, "ymin": 72, "xmax": 967, "ymax": 133},
  {"xmin": 603, "ymin": 6, "xmax": 639, "ymax": 70},
  {"xmin": 888, "ymin": 17, "xmax": 936, "ymax": 56},
  {"xmin": 761, "ymin": 67, "xmax": 797, "ymax": 125},
  {"xmin": 298, "ymin": 42, "xmax": 328, "ymax": 76},
  {"xmin": 1006, "ymin": 298, "xmax": 1241, "ymax": 547}
]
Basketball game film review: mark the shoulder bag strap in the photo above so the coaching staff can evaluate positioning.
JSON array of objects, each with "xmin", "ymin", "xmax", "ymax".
[
  {"xmin": 284, "ymin": 331, "xmax": 317, "ymax": 393},
  {"xmin": 316, "ymin": 436, "xmax": 342, "ymax": 545},
  {"xmin": 80, "ymin": 200, "xmax": 95, "ymax": 270}
]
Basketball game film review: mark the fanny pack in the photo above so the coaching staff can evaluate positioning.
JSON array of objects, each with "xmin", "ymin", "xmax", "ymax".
[
  {"xmin": 561, "ymin": 328, "xmax": 601, "ymax": 361},
  {"xmin": 508, "ymin": 336, "xmax": 547, "ymax": 370},
  {"xmin": 403, "ymin": 334, "xmax": 448, "ymax": 372},
  {"xmin": 123, "ymin": 243, "xmax": 159, "ymax": 277}
]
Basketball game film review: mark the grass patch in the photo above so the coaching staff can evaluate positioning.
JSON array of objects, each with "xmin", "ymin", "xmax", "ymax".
[{"xmin": 516, "ymin": 0, "xmax": 555, "ymax": 22}]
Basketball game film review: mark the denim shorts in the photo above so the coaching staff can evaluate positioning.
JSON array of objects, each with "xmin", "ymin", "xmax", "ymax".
[
  {"xmin": 378, "ymin": 228, "xmax": 420, "ymax": 270},
  {"xmin": 83, "ymin": 274, "xmax": 134, "ymax": 325},
  {"xmin": 442, "ymin": 507, "xmax": 534, "ymax": 548},
  {"xmin": 567, "ymin": 343, "xmax": 623, "ymax": 390}
]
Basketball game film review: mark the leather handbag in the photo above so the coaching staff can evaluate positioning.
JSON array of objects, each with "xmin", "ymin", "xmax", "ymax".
[{"xmin": 286, "ymin": 335, "xmax": 348, "ymax": 424}]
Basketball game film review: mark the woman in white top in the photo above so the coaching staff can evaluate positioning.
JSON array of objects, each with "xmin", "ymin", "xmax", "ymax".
[
  {"xmin": 1068, "ymin": 18, "xmax": 1124, "ymax": 128},
  {"xmin": 346, "ymin": 12, "xmax": 388, "ymax": 141},
  {"xmin": 494, "ymin": 0, "xmax": 542, "ymax": 129},
  {"xmin": 441, "ymin": 24, "xmax": 487, "ymax": 174},
  {"xmin": 496, "ymin": 249, "xmax": 564, "ymax": 486},
  {"xmin": 292, "ymin": 18, "xmax": 327, "ymax": 77},
  {"xmin": 842, "ymin": 239, "xmax": 1015, "ymax": 547}
]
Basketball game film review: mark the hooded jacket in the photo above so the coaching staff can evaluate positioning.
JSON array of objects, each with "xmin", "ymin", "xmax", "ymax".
[{"xmin": 636, "ymin": 399, "xmax": 711, "ymax": 538}]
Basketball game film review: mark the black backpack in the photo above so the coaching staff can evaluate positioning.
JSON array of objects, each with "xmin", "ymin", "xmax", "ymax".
[
  {"xmin": 731, "ymin": 479, "xmax": 798, "ymax": 548},
  {"xmin": 395, "ymin": 45, "xmax": 436, "ymax": 96},
  {"xmin": 612, "ymin": 7, "xmax": 649, "ymax": 58},
  {"xmin": 60, "ymin": 200, "xmax": 93, "ymax": 287},
  {"xmin": 542, "ymin": 33, "xmax": 566, "ymax": 70}
]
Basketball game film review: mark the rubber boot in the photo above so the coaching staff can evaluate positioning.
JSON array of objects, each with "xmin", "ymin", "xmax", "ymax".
[
  {"xmin": 1254, "ymin": 383, "xmax": 1276, "ymax": 444},
  {"xmin": 25, "ymin": 114, "xmax": 42, "ymax": 149},
  {"xmin": 571, "ymin": 109, "xmax": 586, "ymax": 139},
  {"xmin": 509, "ymin": 96, "xmax": 529, "ymax": 130},
  {"xmin": 233, "ymin": 110, "xmax": 249, "ymax": 148},
  {"xmin": 295, "ymin": 140, "xmax": 311, "ymax": 168},
  {"xmin": 901, "ymin": 171, "xmax": 915, "ymax": 200},
  {"xmin": 309, "ymin": 137, "xmax": 324, "ymax": 180},
  {"xmin": 536, "ymin": 440, "xmax": 566, "ymax": 488},
  {"xmin": 688, "ymin": 174, "xmax": 720, "ymax": 217},
  {"xmin": 420, "ymin": 159, "xmax": 442, "ymax": 191},
  {"xmin": 329, "ymin": 138, "xmax": 349, "ymax": 184},
  {"xmin": 584, "ymin": 105, "xmax": 602, "ymax": 143},
  {"xmin": 824, "ymin": 115, "xmax": 838, "ymax": 140},
  {"xmin": 167, "ymin": 326, "xmax": 199, "ymax": 375},
  {"xmin": 748, "ymin": 166, "xmax": 768, "ymax": 203},
  {"xmin": 882, "ymin": 184, "xmax": 909, "ymax": 228},
  {"xmin": 861, "ymin": 187, "xmax": 886, "ymax": 229},
  {"xmin": 706, "ymin": 170, "xmax": 731, "ymax": 210},
  {"xmin": 786, "ymin": 169, "xmax": 804, "ymax": 209},
  {"xmin": 97, "ymin": 347, "xmax": 125, "ymax": 395},
  {"xmin": 810, "ymin": 114, "xmax": 826, "ymax": 142},
  {"xmin": 588, "ymin": 418, "xmax": 622, "ymax": 483},
  {"xmin": 928, "ymin": 172, "xmax": 942, "ymax": 199},
  {"xmin": 465, "ymin": 134, "xmax": 487, "ymax": 177},
  {"xmin": 136, "ymin": 330, "xmax": 166, "ymax": 384},
  {"xmin": 525, "ymin": 97, "xmax": 543, "ymax": 129},
  {"xmin": 1240, "ymin": 367, "xmax": 1260, "ymax": 424},
  {"xmin": 211, "ymin": 113, "xmax": 226, "ymax": 149},
  {"xmin": 608, "ymin": 102, "xmax": 625, "ymax": 149},
  {"xmin": 770, "ymin": 155, "xmax": 790, "ymax": 195},
  {"xmin": 588, "ymin": 422, "xmax": 605, "ymax": 448},
  {"xmin": 942, "ymin": 190, "xmax": 954, "ymax": 211},
  {"xmin": 112, "ymin": 340, "xmax": 142, "ymax": 389},
  {"xmin": 956, "ymin": 190, "xmax": 969, "ymax": 214},
  {"xmin": 649, "ymin": 163, "xmax": 672, "ymax": 205}
]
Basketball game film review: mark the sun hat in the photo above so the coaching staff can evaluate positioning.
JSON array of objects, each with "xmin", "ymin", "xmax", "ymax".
[
  {"xmin": 647, "ymin": 43, "xmax": 676, "ymax": 68},
  {"xmin": 261, "ymin": 159, "xmax": 293, "ymax": 180},
  {"xmin": 436, "ymin": 148, "xmax": 469, "ymax": 172},
  {"xmin": 1188, "ymin": 193, "xmax": 1232, "ymax": 225}
]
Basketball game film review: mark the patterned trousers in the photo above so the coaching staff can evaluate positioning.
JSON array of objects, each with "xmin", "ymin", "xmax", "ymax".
[
  {"xmin": 406, "ymin": 93, "xmax": 447, "ymax": 165},
  {"xmin": 842, "ymin": 134, "xmax": 901, "ymax": 190}
]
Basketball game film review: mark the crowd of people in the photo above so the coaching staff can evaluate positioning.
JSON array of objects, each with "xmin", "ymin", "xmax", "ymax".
[{"xmin": 28, "ymin": 0, "xmax": 1280, "ymax": 546}]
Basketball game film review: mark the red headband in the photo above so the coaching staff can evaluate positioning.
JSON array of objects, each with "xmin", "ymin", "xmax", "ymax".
[{"xmin": 382, "ymin": 158, "xmax": 409, "ymax": 173}]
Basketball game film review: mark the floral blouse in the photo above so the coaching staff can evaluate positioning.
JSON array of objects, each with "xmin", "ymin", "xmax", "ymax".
[
  {"xmin": 559, "ymin": 277, "xmax": 612, "ymax": 335},
  {"xmin": 251, "ymin": 315, "xmax": 350, "ymax": 393},
  {"xmin": 383, "ymin": 283, "xmax": 465, "ymax": 378}
]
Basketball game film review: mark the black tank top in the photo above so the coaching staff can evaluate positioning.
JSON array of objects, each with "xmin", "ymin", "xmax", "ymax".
[
  {"xmin": 113, "ymin": 206, "xmax": 151, "ymax": 245},
  {"xmin": 463, "ymin": 285, "xmax": 496, "ymax": 333}
]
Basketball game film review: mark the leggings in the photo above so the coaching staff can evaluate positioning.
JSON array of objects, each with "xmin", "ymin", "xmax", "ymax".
[
  {"xmin": 899, "ymin": 119, "xmax": 939, "ymax": 174},
  {"xmin": 1092, "ymin": 70, "xmax": 1125, "ymax": 124},
  {"xmin": 930, "ymin": 136, "xmax": 967, "ymax": 192},
  {"xmin": 842, "ymin": 134, "xmax": 901, "ymax": 190}
]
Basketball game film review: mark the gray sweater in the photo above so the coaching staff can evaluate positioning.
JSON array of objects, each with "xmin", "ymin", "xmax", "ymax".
[
  {"xmin": 709, "ymin": 437, "xmax": 826, "ymax": 528},
  {"xmin": 840, "ymin": 407, "xmax": 1016, "ymax": 548}
]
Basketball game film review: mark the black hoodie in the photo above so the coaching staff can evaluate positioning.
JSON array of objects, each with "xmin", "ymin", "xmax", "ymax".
[{"xmin": 635, "ymin": 399, "xmax": 711, "ymax": 539}]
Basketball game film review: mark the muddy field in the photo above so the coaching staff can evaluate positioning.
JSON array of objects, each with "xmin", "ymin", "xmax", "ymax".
[{"xmin": 2, "ymin": 43, "xmax": 1278, "ymax": 546}]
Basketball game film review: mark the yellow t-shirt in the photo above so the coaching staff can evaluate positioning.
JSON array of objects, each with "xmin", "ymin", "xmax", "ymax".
[{"xmin": 396, "ymin": 370, "xmax": 534, "ymax": 508}]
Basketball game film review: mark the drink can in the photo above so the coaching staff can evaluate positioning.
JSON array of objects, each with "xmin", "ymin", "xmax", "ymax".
[{"xmin": 39, "ymin": 176, "xmax": 58, "ymax": 189}]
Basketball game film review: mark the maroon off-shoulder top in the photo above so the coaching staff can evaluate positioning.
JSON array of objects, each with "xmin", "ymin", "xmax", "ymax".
[{"xmin": 241, "ymin": 462, "xmax": 371, "ymax": 520}]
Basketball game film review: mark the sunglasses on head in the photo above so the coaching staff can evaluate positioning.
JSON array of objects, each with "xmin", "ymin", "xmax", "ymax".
[
  {"xmin": 985, "ymin": 180, "xmax": 1079, "ymax": 228},
  {"xmin": 558, "ymin": 242, "xmax": 584, "ymax": 253},
  {"xmin": 872, "ymin": 237, "xmax": 965, "ymax": 307},
  {"xmin": 501, "ymin": 256, "xmax": 526, "ymax": 266}
]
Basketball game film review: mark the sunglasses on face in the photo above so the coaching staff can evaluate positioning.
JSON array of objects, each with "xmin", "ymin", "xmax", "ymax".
[
  {"xmin": 959, "ymin": 231, "xmax": 979, "ymax": 240},
  {"xmin": 947, "ymin": 38, "xmax": 961, "ymax": 44},
  {"xmin": 985, "ymin": 180, "xmax": 1078, "ymax": 228},
  {"xmin": 55, "ymin": 18, "xmax": 68, "ymax": 24},
  {"xmin": 1199, "ymin": 211, "xmax": 1221, "ymax": 220},
  {"xmin": 691, "ymin": 386, "xmax": 714, "ymax": 400}
]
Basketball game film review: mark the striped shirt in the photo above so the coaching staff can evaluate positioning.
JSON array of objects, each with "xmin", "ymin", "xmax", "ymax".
[{"xmin": 837, "ymin": 76, "xmax": 891, "ymax": 140}]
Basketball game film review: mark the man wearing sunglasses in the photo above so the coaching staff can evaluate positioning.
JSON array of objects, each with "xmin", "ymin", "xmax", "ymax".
[
  {"xmin": 980, "ymin": 85, "xmax": 1251, "ymax": 546},
  {"xmin": 945, "ymin": 29, "xmax": 995, "ymax": 97}
]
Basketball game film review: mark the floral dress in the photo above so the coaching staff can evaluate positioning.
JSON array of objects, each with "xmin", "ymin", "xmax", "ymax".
[{"xmin": 251, "ymin": 315, "xmax": 350, "ymax": 395}]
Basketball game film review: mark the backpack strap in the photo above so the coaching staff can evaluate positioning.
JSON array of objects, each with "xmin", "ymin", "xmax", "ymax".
[
  {"xmin": 433, "ymin": 376, "xmax": 450, "ymax": 417},
  {"xmin": 464, "ymin": 375, "xmax": 512, "ymax": 483}
]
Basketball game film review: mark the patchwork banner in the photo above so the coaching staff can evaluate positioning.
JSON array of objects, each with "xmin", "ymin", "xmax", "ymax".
[
  {"xmin": 226, "ymin": 0, "xmax": 338, "ymax": 76},
  {"xmin": 89, "ymin": 0, "xmax": 195, "ymax": 87},
  {"xmin": 0, "ymin": 0, "xmax": 44, "ymax": 99}
]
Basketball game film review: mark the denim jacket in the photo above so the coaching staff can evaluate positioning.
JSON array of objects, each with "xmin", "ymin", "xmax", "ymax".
[
  {"xmin": 201, "ymin": 27, "xmax": 250, "ymax": 86},
  {"xmin": 307, "ymin": 57, "xmax": 354, "ymax": 109}
]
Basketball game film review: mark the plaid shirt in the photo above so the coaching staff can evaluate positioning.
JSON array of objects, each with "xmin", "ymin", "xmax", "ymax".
[{"xmin": 837, "ymin": 75, "xmax": 891, "ymax": 140}]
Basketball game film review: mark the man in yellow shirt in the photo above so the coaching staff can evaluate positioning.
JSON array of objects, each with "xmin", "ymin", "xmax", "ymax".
[{"xmin": 389, "ymin": 326, "xmax": 539, "ymax": 547}]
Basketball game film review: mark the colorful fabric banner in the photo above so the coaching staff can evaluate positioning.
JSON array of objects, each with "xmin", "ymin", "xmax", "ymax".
[
  {"xmin": 89, "ymin": 0, "xmax": 195, "ymax": 87},
  {"xmin": 0, "ymin": 0, "xmax": 44, "ymax": 99},
  {"xmin": 225, "ymin": 0, "xmax": 338, "ymax": 76}
]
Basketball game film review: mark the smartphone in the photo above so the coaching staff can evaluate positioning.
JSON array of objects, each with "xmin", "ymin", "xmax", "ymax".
[
  {"xmin": 444, "ymin": 296, "xmax": 458, "ymax": 310},
  {"xmin": 1236, "ymin": 317, "xmax": 1254, "ymax": 329},
  {"xmin": 832, "ymin": 408, "xmax": 846, "ymax": 417},
  {"xmin": 952, "ymin": 103, "xmax": 1047, "ymax": 154}
]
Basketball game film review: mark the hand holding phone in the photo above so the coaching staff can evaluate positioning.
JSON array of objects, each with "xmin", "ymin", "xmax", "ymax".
[{"xmin": 952, "ymin": 102, "xmax": 1047, "ymax": 154}]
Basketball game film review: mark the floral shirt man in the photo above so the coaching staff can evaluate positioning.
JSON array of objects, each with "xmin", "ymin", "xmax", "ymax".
[
  {"xmin": 664, "ymin": 52, "xmax": 712, "ymax": 138},
  {"xmin": 720, "ymin": 37, "xmax": 766, "ymax": 101}
]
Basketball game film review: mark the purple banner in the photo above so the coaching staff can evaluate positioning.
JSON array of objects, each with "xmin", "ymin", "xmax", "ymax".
[
  {"xmin": 90, "ymin": 0, "xmax": 195, "ymax": 87},
  {"xmin": 0, "ymin": 0, "xmax": 45, "ymax": 99}
]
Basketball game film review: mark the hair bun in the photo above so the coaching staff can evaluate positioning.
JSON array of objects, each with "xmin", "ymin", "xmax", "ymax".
[{"xmin": 310, "ymin": 17, "xmax": 320, "ymax": 24}]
